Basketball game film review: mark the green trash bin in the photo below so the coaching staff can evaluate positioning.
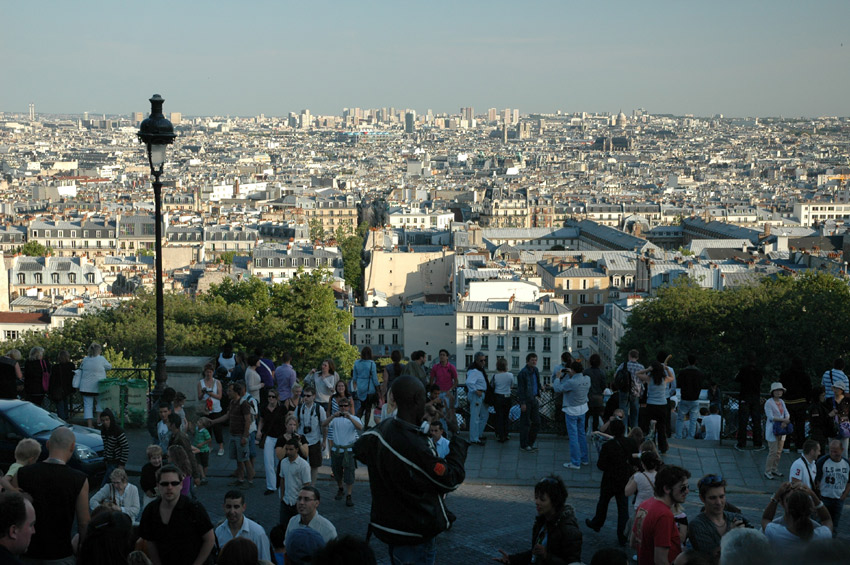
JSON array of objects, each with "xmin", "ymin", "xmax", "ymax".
[
  {"xmin": 125, "ymin": 379, "xmax": 148, "ymax": 428},
  {"xmin": 97, "ymin": 378, "xmax": 123, "ymax": 421}
]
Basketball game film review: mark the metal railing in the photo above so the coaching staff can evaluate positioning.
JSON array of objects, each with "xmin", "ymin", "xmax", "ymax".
[
  {"xmin": 718, "ymin": 390, "xmax": 770, "ymax": 446},
  {"xmin": 455, "ymin": 387, "xmax": 567, "ymax": 435},
  {"xmin": 46, "ymin": 367, "xmax": 155, "ymax": 427}
]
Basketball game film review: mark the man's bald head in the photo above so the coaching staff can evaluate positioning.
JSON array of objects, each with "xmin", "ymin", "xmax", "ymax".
[
  {"xmin": 47, "ymin": 426, "xmax": 75, "ymax": 460},
  {"xmin": 391, "ymin": 375, "xmax": 426, "ymax": 424}
]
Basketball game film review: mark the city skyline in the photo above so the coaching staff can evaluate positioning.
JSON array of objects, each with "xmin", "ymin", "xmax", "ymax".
[{"xmin": 3, "ymin": 1, "xmax": 850, "ymax": 118}]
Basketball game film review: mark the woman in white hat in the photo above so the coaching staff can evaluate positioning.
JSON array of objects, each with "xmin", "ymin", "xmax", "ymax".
[{"xmin": 764, "ymin": 382, "xmax": 790, "ymax": 479}]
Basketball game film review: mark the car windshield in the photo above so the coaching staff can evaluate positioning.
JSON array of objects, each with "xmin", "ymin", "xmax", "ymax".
[{"xmin": 7, "ymin": 403, "xmax": 65, "ymax": 436}]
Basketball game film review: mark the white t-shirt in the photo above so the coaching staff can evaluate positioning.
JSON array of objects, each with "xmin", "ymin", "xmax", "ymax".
[
  {"xmin": 285, "ymin": 512, "xmax": 337, "ymax": 544},
  {"xmin": 328, "ymin": 414, "xmax": 361, "ymax": 447},
  {"xmin": 703, "ymin": 414, "xmax": 721, "ymax": 441},
  {"xmin": 279, "ymin": 456, "xmax": 311, "ymax": 505},
  {"xmin": 764, "ymin": 519, "xmax": 831, "ymax": 553},
  {"xmin": 789, "ymin": 456, "xmax": 817, "ymax": 488},
  {"xmin": 297, "ymin": 402, "xmax": 327, "ymax": 445},
  {"xmin": 493, "ymin": 372, "xmax": 515, "ymax": 396},
  {"xmin": 816, "ymin": 455, "xmax": 850, "ymax": 500}
]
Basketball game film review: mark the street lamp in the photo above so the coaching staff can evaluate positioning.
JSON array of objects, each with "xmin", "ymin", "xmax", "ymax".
[{"xmin": 138, "ymin": 94, "xmax": 176, "ymax": 394}]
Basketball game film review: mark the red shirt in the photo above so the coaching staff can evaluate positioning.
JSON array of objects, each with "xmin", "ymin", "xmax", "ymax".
[
  {"xmin": 430, "ymin": 362, "xmax": 457, "ymax": 392},
  {"xmin": 632, "ymin": 497, "xmax": 681, "ymax": 565}
]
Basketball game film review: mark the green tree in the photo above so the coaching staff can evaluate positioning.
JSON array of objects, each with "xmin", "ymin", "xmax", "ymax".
[
  {"xmin": 334, "ymin": 220, "xmax": 353, "ymax": 243},
  {"xmin": 269, "ymin": 269, "xmax": 358, "ymax": 378},
  {"xmin": 618, "ymin": 272, "xmax": 850, "ymax": 391},
  {"xmin": 17, "ymin": 241, "xmax": 52, "ymax": 257},
  {"xmin": 309, "ymin": 219, "xmax": 325, "ymax": 242},
  {"xmin": 340, "ymin": 234, "xmax": 364, "ymax": 296}
]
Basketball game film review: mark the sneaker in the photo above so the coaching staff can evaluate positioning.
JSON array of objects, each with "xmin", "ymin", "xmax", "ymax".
[
  {"xmin": 530, "ymin": 444, "xmax": 539, "ymax": 451},
  {"xmin": 346, "ymin": 495, "xmax": 354, "ymax": 507},
  {"xmin": 773, "ymin": 471, "xmax": 784, "ymax": 477},
  {"xmin": 217, "ymin": 447, "xmax": 224, "ymax": 456},
  {"xmin": 520, "ymin": 446, "xmax": 534, "ymax": 452},
  {"xmin": 335, "ymin": 488, "xmax": 344, "ymax": 501},
  {"xmin": 581, "ymin": 461, "xmax": 590, "ymax": 466},
  {"xmin": 764, "ymin": 471, "xmax": 775, "ymax": 480},
  {"xmin": 585, "ymin": 519, "xmax": 600, "ymax": 533},
  {"xmin": 734, "ymin": 445, "xmax": 745, "ymax": 452},
  {"xmin": 246, "ymin": 480, "xmax": 254, "ymax": 488},
  {"xmin": 754, "ymin": 445, "xmax": 766, "ymax": 452},
  {"xmin": 227, "ymin": 479, "xmax": 245, "ymax": 487},
  {"xmin": 563, "ymin": 463, "xmax": 581, "ymax": 470},
  {"xmin": 264, "ymin": 489, "xmax": 276, "ymax": 496}
]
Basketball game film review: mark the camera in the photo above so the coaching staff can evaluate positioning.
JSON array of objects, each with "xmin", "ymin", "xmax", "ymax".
[{"xmin": 303, "ymin": 426, "xmax": 312, "ymax": 434}]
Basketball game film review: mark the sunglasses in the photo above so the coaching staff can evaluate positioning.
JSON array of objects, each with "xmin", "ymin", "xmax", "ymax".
[
  {"xmin": 268, "ymin": 395, "xmax": 278, "ymax": 399},
  {"xmin": 679, "ymin": 483, "xmax": 690, "ymax": 494},
  {"xmin": 159, "ymin": 481, "xmax": 181, "ymax": 487}
]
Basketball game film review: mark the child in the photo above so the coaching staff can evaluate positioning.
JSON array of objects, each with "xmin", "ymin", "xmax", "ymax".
[
  {"xmin": 1, "ymin": 438, "xmax": 41, "ymax": 492},
  {"xmin": 702, "ymin": 405, "xmax": 722, "ymax": 441},
  {"xmin": 269, "ymin": 525, "xmax": 286, "ymax": 565},
  {"xmin": 140, "ymin": 445, "xmax": 162, "ymax": 510},
  {"xmin": 156, "ymin": 403, "xmax": 172, "ymax": 454},
  {"xmin": 100, "ymin": 408, "xmax": 129, "ymax": 487},
  {"xmin": 173, "ymin": 392, "xmax": 189, "ymax": 433},
  {"xmin": 192, "ymin": 417, "xmax": 212, "ymax": 485}
]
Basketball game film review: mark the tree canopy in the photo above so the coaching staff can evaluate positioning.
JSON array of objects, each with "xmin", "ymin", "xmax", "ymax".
[
  {"xmin": 17, "ymin": 241, "xmax": 52, "ymax": 257},
  {"xmin": 3, "ymin": 269, "xmax": 358, "ymax": 380},
  {"xmin": 617, "ymin": 272, "xmax": 850, "ymax": 391}
]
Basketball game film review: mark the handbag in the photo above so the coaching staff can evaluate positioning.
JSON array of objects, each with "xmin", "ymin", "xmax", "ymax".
[
  {"xmin": 483, "ymin": 375, "xmax": 496, "ymax": 406},
  {"xmin": 40, "ymin": 360, "xmax": 51, "ymax": 392},
  {"xmin": 71, "ymin": 369, "xmax": 82, "ymax": 389},
  {"xmin": 772, "ymin": 421, "xmax": 793, "ymax": 436},
  {"xmin": 836, "ymin": 418, "xmax": 850, "ymax": 439}
]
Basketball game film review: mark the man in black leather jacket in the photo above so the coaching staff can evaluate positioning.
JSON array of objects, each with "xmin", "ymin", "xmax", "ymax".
[{"xmin": 354, "ymin": 375, "xmax": 468, "ymax": 564}]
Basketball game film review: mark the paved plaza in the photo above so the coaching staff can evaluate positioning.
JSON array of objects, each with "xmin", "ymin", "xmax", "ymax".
[{"xmin": 123, "ymin": 427, "xmax": 849, "ymax": 563}]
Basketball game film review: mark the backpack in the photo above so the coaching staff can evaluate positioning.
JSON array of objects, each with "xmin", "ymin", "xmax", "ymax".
[{"xmin": 613, "ymin": 361, "xmax": 632, "ymax": 394}]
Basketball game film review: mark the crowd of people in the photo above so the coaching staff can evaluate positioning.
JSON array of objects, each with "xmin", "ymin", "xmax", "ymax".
[{"xmin": 1, "ymin": 343, "xmax": 850, "ymax": 564}]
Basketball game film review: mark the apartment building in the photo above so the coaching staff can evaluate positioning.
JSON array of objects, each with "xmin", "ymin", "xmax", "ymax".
[
  {"xmin": 250, "ymin": 244, "xmax": 343, "ymax": 283},
  {"xmin": 29, "ymin": 219, "xmax": 117, "ymax": 257},
  {"xmin": 537, "ymin": 259, "xmax": 610, "ymax": 306},
  {"xmin": 9, "ymin": 255, "xmax": 106, "ymax": 298}
]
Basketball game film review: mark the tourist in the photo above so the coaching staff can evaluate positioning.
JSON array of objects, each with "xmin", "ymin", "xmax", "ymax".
[
  {"xmin": 23, "ymin": 346, "xmax": 49, "ymax": 408},
  {"xmin": 309, "ymin": 359, "xmax": 339, "ymax": 413},
  {"xmin": 48, "ymin": 350, "xmax": 76, "ymax": 420},
  {"xmin": 0, "ymin": 492, "xmax": 36, "ymax": 562},
  {"xmin": 78, "ymin": 342, "xmax": 112, "ymax": 428},
  {"xmin": 630, "ymin": 465, "xmax": 691, "ymax": 565},
  {"xmin": 814, "ymin": 439, "xmax": 850, "ymax": 534},
  {"xmin": 429, "ymin": 349, "xmax": 458, "ymax": 417},
  {"xmin": 257, "ymin": 389, "xmax": 287, "ymax": 495},
  {"xmin": 585, "ymin": 353, "xmax": 607, "ymax": 433},
  {"xmin": 214, "ymin": 490, "xmax": 270, "ymax": 561},
  {"xmin": 687, "ymin": 474, "xmax": 749, "ymax": 560},
  {"xmin": 676, "ymin": 355, "xmax": 703, "ymax": 440},
  {"xmin": 351, "ymin": 347, "xmax": 379, "ymax": 426},
  {"xmin": 789, "ymin": 439, "xmax": 820, "ymax": 488},
  {"xmin": 761, "ymin": 481, "xmax": 832, "ymax": 552},
  {"xmin": 764, "ymin": 382, "xmax": 791, "ymax": 480},
  {"xmin": 516, "ymin": 353, "xmax": 542, "ymax": 453},
  {"xmin": 494, "ymin": 475, "xmax": 582, "ymax": 564},
  {"xmin": 279, "ymin": 437, "xmax": 312, "ymax": 527},
  {"xmin": 492, "ymin": 357, "xmax": 514, "ymax": 443},
  {"xmin": 637, "ymin": 360, "xmax": 675, "ymax": 454},
  {"xmin": 323, "ymin": 396, "xmax": 362, "ymax": 507},
  {"xmin": 585, "ymin": 419, "xmax": 636, "ymax": 546},
  {"xmin": 553, "ymin": 360, "xmax": 590, "ymax": 470},
  {"xmin": 89, "ymin": 467, "xmax": 141, "ymax": 521},
  {"xmin": 295, "ymin": 386, "xmax": 327, "ymax": 485},
  {"xmin": 197, "ymin": 363, "xmax": 225, "ymax": 456},
  {"xmin": 781, "ymin": 357, "xmax": 811, "ymax": 452},
  {"xmin": 734, "ymin": 352, "xmax": 764, "ymax": 451}
]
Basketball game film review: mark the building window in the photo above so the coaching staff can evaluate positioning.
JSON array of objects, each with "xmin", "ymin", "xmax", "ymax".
[
  {"xmin": 481, "ymin": 316, "xmax": 489, "ymax": 329},
  {"xmin": 577, "ymin": 327, "xmax": 583, "ymax": 336},
  {"xmin": 378, "ymin": 334, "xmax": 385, "ymax": 345},
  {"xmin": 466, "ymin": 316, "xmax": 473, "ymax": 329},
  {"xmin": 544, "ymin": 318, "xmax": 551, "ymax": 331},
  {"xmin": 365, "ymin": 319, "xmax": 371, "ymax": 329},
  {"xmin": 17, "ymin": 273, "xmax": 25, "ymax": 284},
  {"xmin": 563, "ymin": 336, "xmax": 569, "ymax": 349},
  {"xmin": 527, "ymin": 337, "xmax": 536, "ymax": 351},
  {"xmin": 528, "ymin": 318, "xmax": 535, "ymax": 331},
  {"xmin": 364, "ymin": 334, "xmax": 371, "ymax": 344},
  {"xmin": 52, "ymin": 273, "xmax": 59, "ymax": 284},
  {"xmin": 497, "ymin": 317, "xmax": 506, "ymax": 330},
  {"xmin": 512, "ymin": 356, "xmax": 520, "ymax": 369},
  {"xmin": 465, "ymin": 355, "xmax": 474, "ymax": 368},
  {"xmin": 391, "ymin": 319, "xmax": 398, "ymax": 329},
  {"xmin": 543, "ymin": 337, "xmax": 551, "ymax": 352},
  {"xmin": 465, "ymin": 335, "xmax": 474, "ymax": 349},
  {"xmin": 34, "ymin": 273, "xmax": 42, "ymax": 284},
  {"xmin": 392, "ymin": 334, "xmax": 398, "ymax": 345},
  {"xmin": 481, "ymin": 336, "xmax": 489, "ymax": 350},
  {"xmin": 68, "ymin": 273, "xmax": 76, "ymax": 284},
  {"xmin": 496, "ymin": 336, "xmax": 505, "ymax": 351},
  {"xmin": 378, "ymin": 319, "xmax": 385, "ymax": 329},
  {"xmin": 512, "ymin": 317, "xmax": 520, "ymax": 331},
  {"xmin": 86, "ymin": 273, "xmax": 95, "ymax": 283},
  {"xmin": 577, "ymin": 340, "xmax": 583, "ymax": 349},
  {"xmin": 4, "ymin": 331, "xmax": 19, "ymax": 341},
  {"xmin": 511, "ymin": 337, "xmax": 520, "ymax": 351},
  {"xmin": 543, "ymin": 357, "xmax": 551, "ymax": 371},
  {"xmin": 352, "ymin": 334, "xmax": 356, "ymax": 345}
]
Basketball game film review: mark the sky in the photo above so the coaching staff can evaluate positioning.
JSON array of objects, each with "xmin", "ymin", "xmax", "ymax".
[{"xmin": 3, "ymin": 1, "xmax": 849, "ymax": 118}]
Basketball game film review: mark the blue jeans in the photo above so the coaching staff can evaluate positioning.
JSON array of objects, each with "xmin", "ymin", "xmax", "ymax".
[
  {"xmin": 822, "ymin": 497, "xmax": 844, "ymax": 536},
  {"xmin": 468, "ymin": 393, "xmax": 488, "ymax": 442},
  {"xmin": 388, "ymin": 538, "xmax": 437, "ymax": 565},
  {"xmin": 565, "ymin": 413, "xmax": 588, "ymax": 466},
  {"xmin": 619, "ymin": 392, "xmax": 639, "ymax": 430},
  {"xmin": 677, "ymin": 400, "xmax": 701, "ymax": 439}
]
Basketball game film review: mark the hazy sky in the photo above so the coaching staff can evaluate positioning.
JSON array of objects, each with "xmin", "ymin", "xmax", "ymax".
[{"xmin": 3, "ymin": 1, "xmax": 849, "ymax": 118}]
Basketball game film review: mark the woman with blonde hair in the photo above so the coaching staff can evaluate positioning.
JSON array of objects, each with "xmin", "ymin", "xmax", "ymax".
[{"xmin": 23, "ymin": 346, "xmax": 49, "ymax": 407}]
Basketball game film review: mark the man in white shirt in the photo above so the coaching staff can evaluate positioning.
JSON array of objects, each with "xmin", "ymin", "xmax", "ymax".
[
  {"xmin": 285, "ymin": 486, "xmax": 337, "ymax": 546},
  {"xmin": 215, "ymin": 490, "xmax": 270, "ymax": 560},
  {"xmin": 702, "ymin": 405, "xmax": 722, "ymax": 441},
  {"xmin": 465, "ymin": 353, "xmax": 489, "ymax": 445},
  {"xmin": 815, "ymin": 439, "xmax": 850, "ymax": 533},
  {"xmin": 322, "ymin": 397, "xmax": 362, "ymax": 507},
  {"xmin": 429, "ymin": 420, "xmax": 450, "ymax": 458},
  {"xmin": 279, "ymin": 437, "xmax": 312, "ymax": 526},
  {"xmin": 790, "ymin": 439, "xmax": 821, "ymax": 488}
]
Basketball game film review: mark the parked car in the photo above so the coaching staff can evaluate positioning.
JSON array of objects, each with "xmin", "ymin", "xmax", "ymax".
[{"xmin": 0, "ymin": 399, "xmax": 106, "ymax": 483}]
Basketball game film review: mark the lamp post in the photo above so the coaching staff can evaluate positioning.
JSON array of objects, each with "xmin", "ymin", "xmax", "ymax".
[{"xmin": 138, "ymin": 94, "xmax": 176, "ymax": 395}]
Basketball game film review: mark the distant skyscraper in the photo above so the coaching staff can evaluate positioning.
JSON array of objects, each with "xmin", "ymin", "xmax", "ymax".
[
  {"xmin": 170, "ymin": 112, "xmax": 182, "ymax": 125},
  {"xmin": 133, "ymin": 112, "xmax": 144, "ymax": 124},
  {"xmin": 28, "ymin": 103, "xmax": 35, "ymax": 121},
  {"xmin": 462, "ymin": 107, "xmax": 474, "ymax": 123},
  {"xmin": 502, "ymin": 108, "xmax": 511, "ymax": 124},
  {"xmin": 405, "ymin": 111, "xmax": 416, "ymax": 134},
  {"xmin": 488, "ymin": 108, "xmax": 497, "ymax": 122},
  {"xmin": 512, "ymin": 109, "xmax": 519, "ymax": 124}
]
